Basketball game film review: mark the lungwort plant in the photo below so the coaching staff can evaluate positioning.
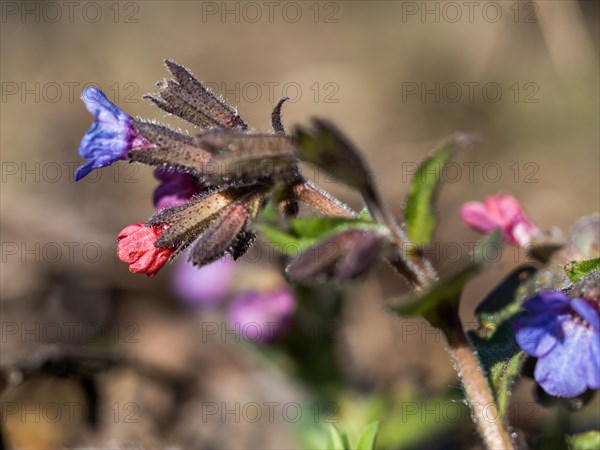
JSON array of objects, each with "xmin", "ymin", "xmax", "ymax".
[{"xmin": 75, "ymin": 61, "xmax": 599, "ymax": 449}]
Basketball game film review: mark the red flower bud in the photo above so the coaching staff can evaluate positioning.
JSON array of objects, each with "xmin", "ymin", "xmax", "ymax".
[{"xmin": 117, "ymin": 223, "xmax": 175, "ymax": 277}]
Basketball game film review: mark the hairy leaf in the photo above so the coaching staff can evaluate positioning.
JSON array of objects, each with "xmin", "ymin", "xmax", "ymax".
[
  {"xmin": 259, "ymin": 216, "xmax": 382, "ymax": 256},
  {"xmin": 290, "ymin": 216, "xmax": 380, "ymax": 239},
  {"xmin": 258, "ymin": 224, "xmax": 316, "ymax": 254},
  {"xmin": 469, "ymin": 266, "xmax": 537, "ymax": 420},
  {"xmin": 475, "ymin": 265, "xmax": 538, "ymax": 330},
  {"xmin": 565, "ymin": 257, "xmax": 600, "ymax": 283},
  {"xmin": 570, "ymin": 268, "xmax": 600, "ymax": 301},
  {"xmin": 404, "ymin": 133, "xmax": 476, "ymax": 245}
]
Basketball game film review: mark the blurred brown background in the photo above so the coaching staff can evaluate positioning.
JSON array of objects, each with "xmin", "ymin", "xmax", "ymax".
[{"xmin": 1, "ymin": 1, "xmax": 599, "ymax": 448}]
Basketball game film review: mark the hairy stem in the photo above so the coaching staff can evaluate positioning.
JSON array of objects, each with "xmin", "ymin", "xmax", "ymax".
[
  {"xmin": 295, "ymin": 180, "xmax": 512, "ymax": 448},
  {"xmin": 439, "ymin": 310, "xmax": 515, "ymax": 450},
  {"xmin": 295, "ymin": 180, "xmax": 512, "ymax": 449},
  {"xmin": 362, "ymin": 188, "xmax": 437, "ymax": 289}
]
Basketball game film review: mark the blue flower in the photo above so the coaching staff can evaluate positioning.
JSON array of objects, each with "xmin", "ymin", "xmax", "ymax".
[
  {"xmin": 76, "ymin": 87, "xmax": 149, "ymax": 181},
  {"xmin": 514, "ymin": 290, "xmax": 600, "ymax": 397}
]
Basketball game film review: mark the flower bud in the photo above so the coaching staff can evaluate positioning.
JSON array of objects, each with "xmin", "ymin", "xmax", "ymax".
[{"xmin": 117, "ymin": 223, "xmax": 175, "ymax": 277}]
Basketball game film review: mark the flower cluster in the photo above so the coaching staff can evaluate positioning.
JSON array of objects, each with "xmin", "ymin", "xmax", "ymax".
[
  {"xmin": 172, "ymin": 255, "xmax": 296, "ymax": 342},
  {"xmin": 76, "ymin": 60, "xmax": 349, "ymax": 276},
  {"xmin": 463, "ymin": 195, "xmax": 599, "ymax": 398}
]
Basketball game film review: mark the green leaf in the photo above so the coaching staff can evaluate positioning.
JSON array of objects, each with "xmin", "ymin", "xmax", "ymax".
[
  {"xmin": 375, "ymin": 389, "xmax": 467, "ymax": 449},
  {"xmin": 469, "ymin": 323, "xmax": 526, "ymax": 420},
  {"xmin": 565, "ymin": 258, "xmax": 600, "ymax": 283},
  {"xmin": 259, "ymin": 216, "xmax": 382, "ymax": 256},
  {"xmin": 404, "ymin": 133, "xmax": 476, "ymax": 245},
  {"xmin": 390, "ymin": 261, "xmax": 478, "ymax": 326},
  {"xmin": 355, "ymin": 422, "xmax": 379, "ymax": 450},
  {"xmin": 291, "ymin": 216, "xmax": 379, "ymax": 239},
  {"xmin": 358, "ymin": 208, "xmax": 372, "ymax": 220},
  {"xmin": 258, "ymin": 223, "xmax": 317, "ymax": 255},
  {"xmin": 390, "ymin": 231, "xmax": 501, "ymax": 327},
  {"xmin": 327, "ymin": 425, "xmax": 351, "ymax": 450},
  {"xmin": 475, "ymin": 265, "xmax": 538, "ymax": 330},
  {"xmin": 258, "ymin": 196, "xmax": 281, "ymax": 224},
  {"xmin": 567, "ymin": 431, "xmax": 600, "ymax": 450},
  {"xmin": 469, "ymin": 265, "xmax": 538, "ymax": 420}
]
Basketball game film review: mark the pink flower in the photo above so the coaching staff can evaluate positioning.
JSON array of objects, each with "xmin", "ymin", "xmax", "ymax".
[
  {"xmin": 117, "ymin": 223, "xmax": 175, "ymax": 277},
  {"xmin": 460, "ymin": 193, "xmax": 538, "ymax": 246}
]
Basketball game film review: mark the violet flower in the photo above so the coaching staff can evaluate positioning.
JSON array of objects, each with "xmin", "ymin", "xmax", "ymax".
[
  {"xmin": 227, "ymin": 289, "xmax": 296, "ymax": 342},
  {"xmin": 514, "ymin": 290, "xmax": 600, "ymax": 397},
  {"xmin": 171, "ymin": 254, "xmax": 236, "ymax": 307},
  {"xmin": 153, "ymin": 168, "xmax": 203, "ymax": 210},
  {"xmin": 76, "ymin": 87, "xmax": 150, "ymax": 181}
]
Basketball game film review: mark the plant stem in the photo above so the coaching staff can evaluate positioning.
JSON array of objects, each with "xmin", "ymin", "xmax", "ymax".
[
  {"xmin": 296, "ymin": 180, "xmax": 513, "ymax": 448},
  {"xmin": 438, "ymin": 310, "xmax": 515, "ymax": 450},
  {"xmin": 362, "ymin": 188, "xmax": 437, "ymax": 289},
  {"xmin": 295, "ymin": 180, "xmax": 512, "ymax": 449}
]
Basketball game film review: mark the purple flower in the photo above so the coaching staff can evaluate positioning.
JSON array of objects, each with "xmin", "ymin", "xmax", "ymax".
[
  {"xmin": 153, "ymin": 168, "xmax": 203, "ymax": 210},
  {"xmin": 171, "ymin": 254, "xmax": 236, "ymax": 307},
  {"xmin": 227, "ymin": 289, "xmax": 296, "ymax": 342},
  {"xmin": 76, "ymin": 87, "xmax": 150, "ymax": 181},
  {"xmin": 514, "ymin": 290, "xmax": 600, "ymax": 397}
]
